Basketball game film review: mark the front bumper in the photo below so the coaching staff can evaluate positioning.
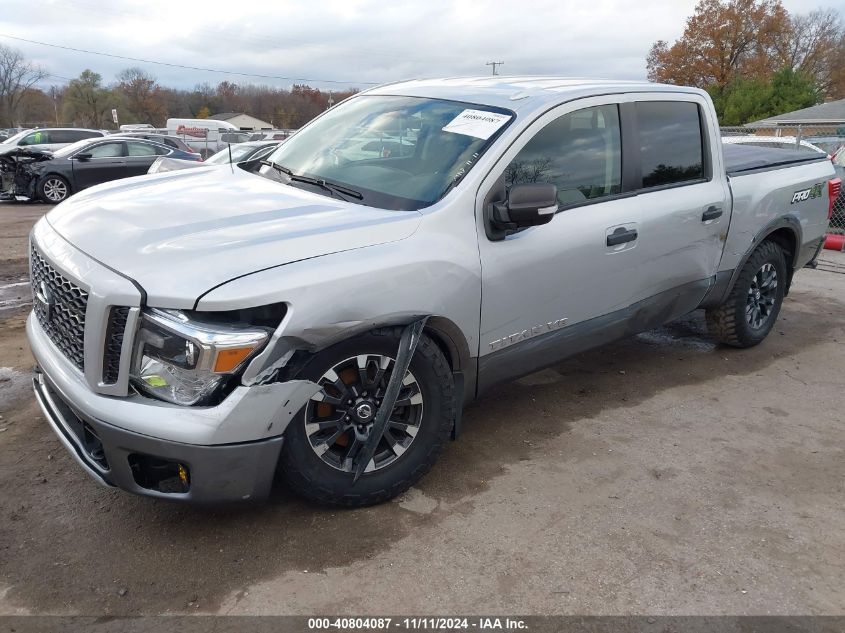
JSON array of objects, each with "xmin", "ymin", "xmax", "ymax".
[
  {"xmin": 28, "ymin": 312, "xmax": 320, "ymax": 503},
  {"xmin": 33, "ymin": 369, "xmax": 283, "ymax": 502}
]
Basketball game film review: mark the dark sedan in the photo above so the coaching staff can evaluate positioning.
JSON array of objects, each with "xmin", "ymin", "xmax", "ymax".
[{"xmin": 8, "ymin": 137, "xmax": 200, "ymax": 203}]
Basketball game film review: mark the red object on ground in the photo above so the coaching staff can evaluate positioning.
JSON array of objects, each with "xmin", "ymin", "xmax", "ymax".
[
  {"xmin": 829, "ymin": 178, "xmax": 842, "ymax": 219},
  {"xmin": 824, "ymin": 233, "xmax": 845, "ymax": 251}
]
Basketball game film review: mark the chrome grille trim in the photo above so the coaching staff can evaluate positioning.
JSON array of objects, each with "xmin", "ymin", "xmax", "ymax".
[
  {"xmin": 30, "ymin": 244, "xmax": 88, "ymax": 371},
  {"xmin": 102, "ymin": 306, "xmax": 131, "ymax": 385}
]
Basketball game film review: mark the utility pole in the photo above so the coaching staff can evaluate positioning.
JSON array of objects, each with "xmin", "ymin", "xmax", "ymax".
[
  {"xmin": 486, "ymin": 61, "xmax": 504, "ymax": 75},
  {"xmin": 49, "ymin": 86, "xmax": 59, "ymax": 126}
]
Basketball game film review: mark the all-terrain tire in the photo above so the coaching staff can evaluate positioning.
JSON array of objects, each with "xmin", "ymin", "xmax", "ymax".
[
  {"xmin": 706, "ymin": 240, "xmax": 787, "ymax": 348},
  {"xmin": 280, "ymin": 327, "xmax": 456, "ymax": 507}
]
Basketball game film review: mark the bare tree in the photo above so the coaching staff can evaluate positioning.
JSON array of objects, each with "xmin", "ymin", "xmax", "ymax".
[
  {"xmin": 775, "ymin": 9, "xmax": 843, "ymax": 95},
  {"xmin": 0, "ymin": 44, "xmax": 47, "ymax": 126}
]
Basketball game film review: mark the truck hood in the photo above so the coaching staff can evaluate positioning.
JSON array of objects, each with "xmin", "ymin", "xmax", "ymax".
[{"xmin": 46, "ymin": 166, "xmax": 422, "ymax": 308}]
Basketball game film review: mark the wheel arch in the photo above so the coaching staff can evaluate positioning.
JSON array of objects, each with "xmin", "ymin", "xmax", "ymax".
[
  {"xmin": 711, "ymin": 216, "xmax": 801, "ymax": 307},
  {"xmin": 274, "ymin": 314, "xmax": 476, "ymax": 405}
]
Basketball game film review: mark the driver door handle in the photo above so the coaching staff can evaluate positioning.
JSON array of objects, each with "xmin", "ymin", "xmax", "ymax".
[
  {"xmin": 606, "ymin": 227, "xmax": 638, "ymax": 246},
  {"xmin": 702, "ymin": 206, "xmax": 723, "ymax": 221}
]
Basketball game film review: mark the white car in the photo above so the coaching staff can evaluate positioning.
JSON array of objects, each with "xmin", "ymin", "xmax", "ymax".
[{"xmin": 0, "ymin": 128, "xmax": 105, "ymax": 152}]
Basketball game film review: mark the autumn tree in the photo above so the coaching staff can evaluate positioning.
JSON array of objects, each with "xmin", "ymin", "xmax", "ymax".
[
  {"xmin": 216, "ymin": 80, "xmax": 239, "ymax": 112},
  {"xmin": 0, "ymin": 44, "xmax": 48, "ymax": 126},
  {"xmin": 647, "ymin": 0, "xmax": 790, "ymax": 89},
  {"xmin": 116, "ymin": 67, "xmax": 166, "ymax": 125}
]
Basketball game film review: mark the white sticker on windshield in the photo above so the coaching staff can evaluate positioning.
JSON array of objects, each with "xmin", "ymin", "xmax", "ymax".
[{"xmin": 442, "ymin": 109, "xmax": 511, "ymax": 140}]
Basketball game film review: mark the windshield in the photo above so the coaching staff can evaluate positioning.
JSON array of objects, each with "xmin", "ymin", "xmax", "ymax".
[
  {"xmin": 261, "ymin": 95, "xmax": 514, "ymax": 210},
  {"xmin": 3, "ymin": 129, "xmax": 33, "ymax": 145},
  {"xmin": 206, "ymin": 143, "xmax": 266, "ymax": 164}
]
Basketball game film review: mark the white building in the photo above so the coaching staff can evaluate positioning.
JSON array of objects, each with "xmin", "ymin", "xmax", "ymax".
[{"xmin": 208, "ymin": 112, "xmax": 273, "ymax": 131}]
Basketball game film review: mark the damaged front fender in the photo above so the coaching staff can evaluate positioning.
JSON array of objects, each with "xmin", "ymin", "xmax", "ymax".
[{"xmin": 0, "ymin": 147, "xmax": 52, "ymax": 199}]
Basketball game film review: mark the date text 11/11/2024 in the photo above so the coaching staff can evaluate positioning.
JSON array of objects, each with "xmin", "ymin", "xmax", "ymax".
[{"xmin": 307, "ymin": 617, "xmax": 529, "ymax": 630}]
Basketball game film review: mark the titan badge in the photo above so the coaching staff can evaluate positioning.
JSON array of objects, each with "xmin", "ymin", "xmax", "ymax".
[
  {"xmin": 34, "ymin": 281, "xmax": 55, "ymax": 321},
  {"xmin": 489, "ymin": 318, "xmax": 569, "ymax": 352}
]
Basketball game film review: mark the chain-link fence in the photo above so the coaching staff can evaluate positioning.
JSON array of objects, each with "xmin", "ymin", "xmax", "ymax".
[{"xmin": 720, "ymin": 125, "xmax": 845, "ymax": 236}]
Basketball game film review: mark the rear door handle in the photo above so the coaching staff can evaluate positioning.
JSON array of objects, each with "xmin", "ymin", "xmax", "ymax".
[
  {"xmin": 606, "ymin": 227, "xmax": 638, "ymax": 246},
  {"xmin": 702, "ymin": 206, "xmax": 723, "ymax": 221}
]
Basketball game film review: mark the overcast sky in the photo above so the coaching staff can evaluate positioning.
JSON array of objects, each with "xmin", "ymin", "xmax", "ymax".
[{"xmin": 1, "ymin": 0, "xmax": 843, "ymax": 92}]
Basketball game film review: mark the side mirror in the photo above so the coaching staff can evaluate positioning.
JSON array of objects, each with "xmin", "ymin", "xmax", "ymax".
[
  {"xmin": 487, "ymin": 183, "xmax": 557, "ymax": 238},
  {"xmin": 74, "ymin": 152, "xmax": 92, "ymax": 161}
]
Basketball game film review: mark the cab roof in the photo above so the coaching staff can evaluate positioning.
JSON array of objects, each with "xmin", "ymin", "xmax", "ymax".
[{"xmin": 365, "ymin": 76, "xmax": 705, "ymax": 116}]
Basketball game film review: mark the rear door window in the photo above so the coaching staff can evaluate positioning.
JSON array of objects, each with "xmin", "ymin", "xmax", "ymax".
[
  {"xmin": 635, "ymin": 101, "xmax": 705, "ymax": 188},
  {"xmin": 127, "ymin": 141, "xmax": 162, "ymax": 156},
  {"xmin": 71, "ymin": 130, "xmax": 103, "ymax": 141},
  {"xmin": 50, "ymin": 130, "xmax": 74, "ymax": 144}
]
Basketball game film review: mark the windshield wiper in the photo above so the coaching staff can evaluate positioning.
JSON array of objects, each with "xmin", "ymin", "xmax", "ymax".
[{"xmin": 261, "ymin": 160, "xmax": 363, "ymax": 200}]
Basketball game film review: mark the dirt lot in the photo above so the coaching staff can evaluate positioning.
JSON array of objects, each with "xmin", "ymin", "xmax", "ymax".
[{"xmin": 1, "ymin": 201, "xmax": 844, "ymax": 616}]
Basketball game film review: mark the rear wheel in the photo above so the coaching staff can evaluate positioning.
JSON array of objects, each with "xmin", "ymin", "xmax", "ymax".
[
  {"xmin": 280, "ymin": 327, "xmax": 456, "ymax": 506},
  {"xmin": 706, "ymin": 240, "xmax": 787, "ymax": 348},
  {"xmin": 38, "ymin": 175, "xmax": 70, "ymax": 203}
]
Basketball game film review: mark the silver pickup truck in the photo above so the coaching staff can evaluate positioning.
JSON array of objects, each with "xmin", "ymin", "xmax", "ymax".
[{"xmin": 27, "ymin": 77, "xmax": 839, "ymax": 506}]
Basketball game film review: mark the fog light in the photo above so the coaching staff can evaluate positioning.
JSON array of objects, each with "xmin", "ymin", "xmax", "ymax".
[{"xmin": 128, "ymin": 453, "xmax": 191, "ymax": 493}]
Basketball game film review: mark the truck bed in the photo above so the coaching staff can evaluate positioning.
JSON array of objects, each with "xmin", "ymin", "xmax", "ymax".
[{"xmin": 723, "ymin": 143, "xmax": 828, "ymax": 177}]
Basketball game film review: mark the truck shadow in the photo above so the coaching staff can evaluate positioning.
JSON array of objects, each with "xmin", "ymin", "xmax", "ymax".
[{"xmin": 1, "ymin": 290, "xmax": 841, "ymax": 615}]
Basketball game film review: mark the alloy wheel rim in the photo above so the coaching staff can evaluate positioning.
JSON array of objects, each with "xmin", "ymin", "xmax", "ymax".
[
  {"xmin": 746, "ymin": 262, "xmax": 778, "ymax": 329},
  {"xmin": 44, "ymin": 179, "xmax": 67, "ymax": 202},
  {"xmin": 304, "ymin": 354, "xmax": 424, "ymax": 473}
]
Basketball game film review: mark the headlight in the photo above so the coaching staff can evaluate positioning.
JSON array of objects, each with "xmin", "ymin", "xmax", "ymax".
[{"xmin": 130, "ymin": 309, "xmax": 270, "ymax": 406}]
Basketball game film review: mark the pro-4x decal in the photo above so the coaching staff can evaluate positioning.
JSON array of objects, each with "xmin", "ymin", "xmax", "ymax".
[{"xmin": 791, "ymin": 183, "xmax": 823, "ymax": 204}]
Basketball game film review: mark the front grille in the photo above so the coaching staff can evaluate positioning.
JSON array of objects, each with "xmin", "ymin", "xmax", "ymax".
[
  {"xmin": 30, "ymin": 245, "xmax": 88, "ymax": 371},
  {"xmin": 102, "ymin": 306, "xmax": 130, "ymax": 384}
]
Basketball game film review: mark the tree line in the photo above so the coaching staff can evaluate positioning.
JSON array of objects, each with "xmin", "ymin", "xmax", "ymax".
[
  {"xmin": 647, "ymin": 0, "xmax": 845, "ymax": 125},
  {"xmin": 0, "ymin": 46, "xmax": 358, "ymax": 129}
]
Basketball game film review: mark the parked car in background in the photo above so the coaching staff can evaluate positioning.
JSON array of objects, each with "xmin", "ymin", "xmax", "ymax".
[
  {"xmin": 119, "ymin": 124, "xmax": 156, "ymax": 132},
  {"xmin": 165, "ymin": 118, "xmax": 240, "ymax": 158},
  {"xmin": 0, "ymin": 128, "xmax": 105, "ymax": 152},
  {"xmin": 147, "ymin": 140, "xmax": 282, "ymax": 174},
  {"xmin": 0, "ymin": 136, "xmax": 200, "ymax": 203},
  {"xmin": 110, "ymin": 132, "xmax": 200, "ymax": 156},
  {"xmin": 247, "ymin": 130, "xmax": 294, "ymax": 141}
]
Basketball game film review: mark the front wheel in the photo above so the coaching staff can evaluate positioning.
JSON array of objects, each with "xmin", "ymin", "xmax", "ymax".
[
  {"xmin": 706, "ymin": 240, "xmax": 787, "ymax": 348},
  {"xmin": 280, "ymin": 327, "xmax": 456, "ymax": 507},
  {"xmin": 38, "ymin": 175, "xmax": 70, "ymax": 204}
]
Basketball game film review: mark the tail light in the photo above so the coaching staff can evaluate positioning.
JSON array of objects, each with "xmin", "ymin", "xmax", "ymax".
[{"xmin": 829, "ymin": 178, "xmax": 841, "ymax": 219}]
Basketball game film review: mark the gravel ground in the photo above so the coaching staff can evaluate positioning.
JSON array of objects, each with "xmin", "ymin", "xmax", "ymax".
[{"xmin": 1, "ymin": 201, "xmax": 844, "ymax": 616}]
